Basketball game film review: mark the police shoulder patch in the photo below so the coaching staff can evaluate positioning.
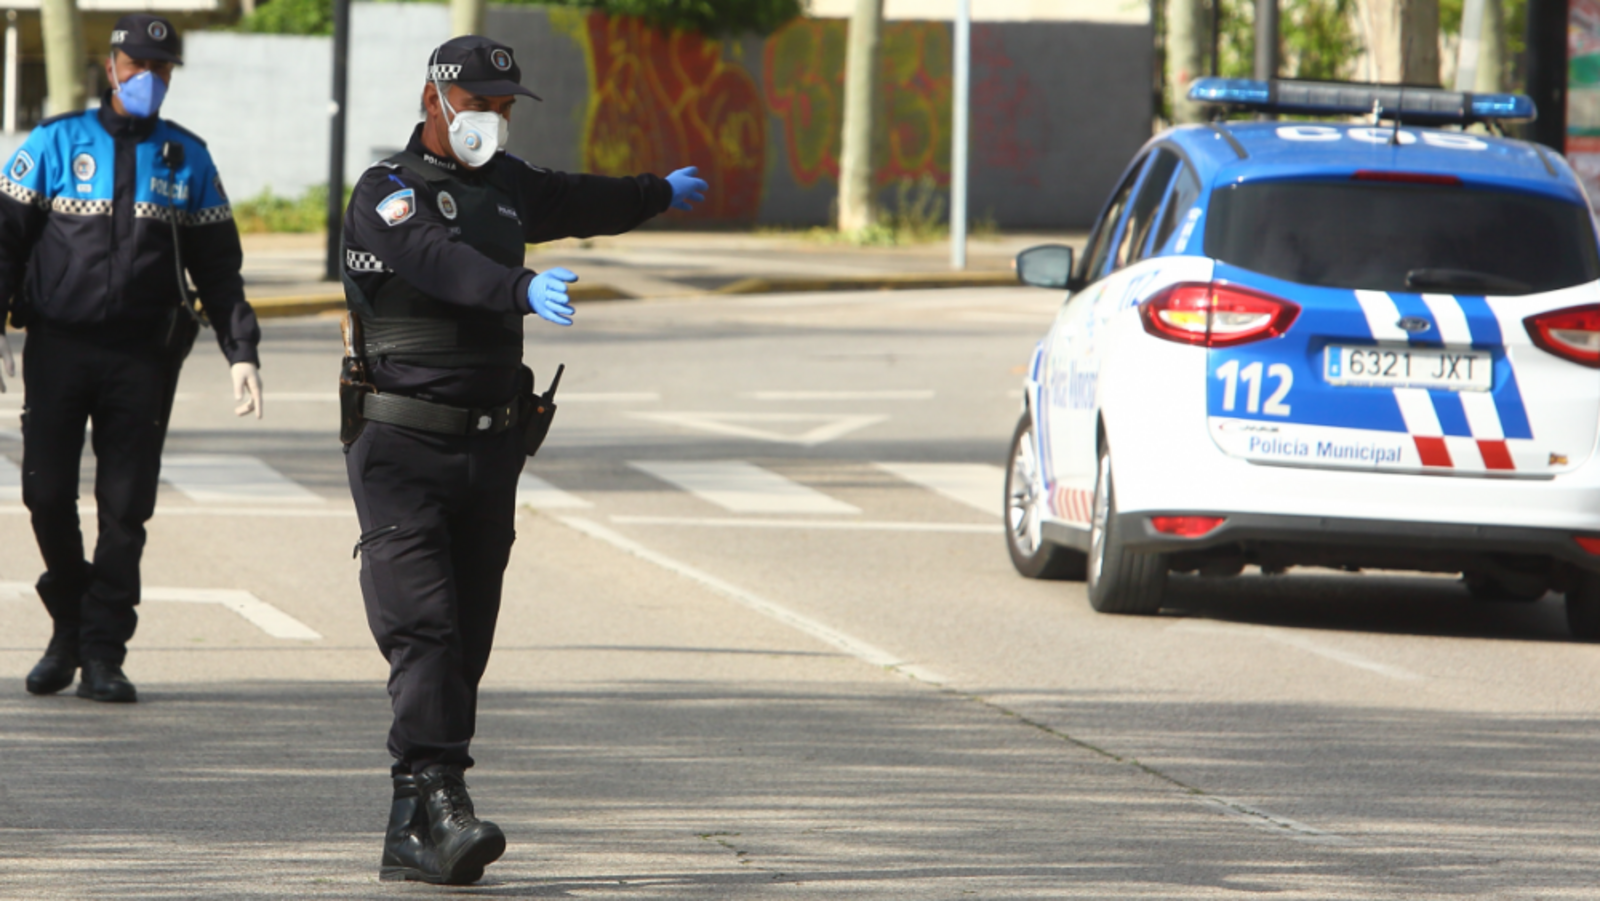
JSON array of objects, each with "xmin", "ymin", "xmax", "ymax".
[
  {"xmin": 376, "ymin": 188, "xmax": 416, "ymax": 227},
  {"xmin": 436, "ymin": 190, "xmax": 458, "ymax": 220},
  {"xmin": 9, "ymin": 150, "xmax": 33, "ymax": 181}
]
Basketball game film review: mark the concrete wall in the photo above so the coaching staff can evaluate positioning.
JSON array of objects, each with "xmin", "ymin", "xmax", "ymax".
[{"xmin": 97, "ymin": 4, "xmax": 1150, "ymax": 228}]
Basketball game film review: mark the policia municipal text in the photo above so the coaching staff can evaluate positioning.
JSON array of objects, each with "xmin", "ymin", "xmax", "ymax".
[
  {"xmin": 340, "ymin": 36, "xmax": 707, "ymax": 884},
  {"xmin": 4, "ymin": 16, "xmax": 263, "ymax": 704}
]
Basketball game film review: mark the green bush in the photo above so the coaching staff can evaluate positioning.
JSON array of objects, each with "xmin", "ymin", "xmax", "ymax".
[
  {"xmin": 233, "ymin": 185, "xmax": 352, "ymax": 233},
  {"xmin": 237, "ymin": 0, "xmax": 802, "ymax": 37}
]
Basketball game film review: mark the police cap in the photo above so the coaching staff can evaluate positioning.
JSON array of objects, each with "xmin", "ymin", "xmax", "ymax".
[
  {"xmin": 110, "ymin": 14, "xmax": 182, "ymax": 64},
  {"xmin": 427, "ymin": 36, "xmax": 540, "ymax": 101}
]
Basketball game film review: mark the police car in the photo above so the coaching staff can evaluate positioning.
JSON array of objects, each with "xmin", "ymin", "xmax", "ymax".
[{"xmin": 1005, "ymin": 78, "xmax": 1600, "ymax": 638}]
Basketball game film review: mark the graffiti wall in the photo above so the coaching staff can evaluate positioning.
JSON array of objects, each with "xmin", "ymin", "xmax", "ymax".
[{"xmin": 491, "ymin": 6, "xmax": 1152, "ymax": 229}]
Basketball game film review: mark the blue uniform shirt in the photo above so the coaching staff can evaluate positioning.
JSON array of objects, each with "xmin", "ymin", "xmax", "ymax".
[{"xmin": 0, "ymin": 94, "xmax": 258, "ymax": 363}]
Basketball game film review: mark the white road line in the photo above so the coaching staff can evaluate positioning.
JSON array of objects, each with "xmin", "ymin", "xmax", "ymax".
[
  {"xmin": 0, "ymin": 456, "xmax": 17, "ymax": 501},
  {"xmin": 629, "ymin": 412, "xmax": 888, "ymax": 446},
  {"xmin": 1172, "ymin": 619, "xmax": 1424, "ymax": 682},
  {"xmin": 1202, "ymin": 796, "xmax": 1348, "ymax": 844},
  {"xmin": 742, "ymin": 390, "xmax": 935, "ymax": 401},
  {"xmin": 161, "ymin": 455, "xmax": 323, "ymax": 504},
  {"xmin": 517, "ymin": 473, "xmax": 593, "ymax": 510},
  {"xmin": 560, "ymin": 392, "xmax": 661, "ymax": 403},
  {"xmin": 876, "ymin": 462, "xmax": 1004, "ymax": 515},
  {"xmin": 557, "ymin": 516, "xmax": 945, "ymax": 683},
  {"xmin": 630, "ymin": 460, "xmax": 860, "ymax": 515},
  {"xmin": 0, "ymin": 581, "xmax": 321, "ymax": 640},
  {"xmin": 0, "ymin": 504, "xmax": 355, "ymax": 517},
  {"xmin": 611, "ymin": 515, "xmax": 998, "ymax": 533}
]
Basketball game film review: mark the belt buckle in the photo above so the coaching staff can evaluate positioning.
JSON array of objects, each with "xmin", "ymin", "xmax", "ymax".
[{"xmin": 475, "ymin": 414, "xmax": 492, "ymax": 432}]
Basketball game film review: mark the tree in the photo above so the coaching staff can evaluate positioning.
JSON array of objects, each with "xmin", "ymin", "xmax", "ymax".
[
  {"xmin": 40, "ymin": 0, "xmax": 85, "ymax": 115},
  {"xmin": 837, "ymin": 0, "xmax": 882, "ymax": 233}
]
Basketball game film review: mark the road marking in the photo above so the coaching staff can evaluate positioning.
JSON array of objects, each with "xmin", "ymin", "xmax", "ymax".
[
  {"xmin": 742, "ymin": 390, "xmax": 935, "ymax": 401},
  {"xmin": 1202, "ymin": 796, "xmax": 1348, "ymax": 844},
  {"xmin": 1171, "ymin": 619, "xmax": 1424, "ymax": 682},
  {"xmin": 560, "ymin": 392, "xmax": 661, "ymax": 403},
  {"xmin": 876, "ymin": 462, "xmax": 1004, "ymax": 515},
  {"xmin": 558, "ymin": 516, "xmax": 945, "ymax": 683},
  {"xmin": 160, "ymin": 455, "xmax": 323, "ymax": 504},
  {"xmin": 517, "ymin": 473, "xmax": 593, "ymax": 510},
  {"xmin": 0, "ymin": 456, "xmax": 17, "ymax": 501},
  {"xmin": 611, "ymin": 515, "xmax": 998, "ymax": 533},
  {"xmin": 0, "ymin": 504, "xmax": 354, "ymax": 518},
  {"xmin": 630, "ymin": 460, "xmax": 860, "ymax": 515},
  {"xmin": 0, "ymin": 581, "xmax": 320, "ymax": 640},
  {"xmin": 629, "ymin": 412, "xmax": 887, "ymax": 446}
]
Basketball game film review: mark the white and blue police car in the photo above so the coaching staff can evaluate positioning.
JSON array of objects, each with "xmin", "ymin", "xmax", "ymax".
[{"xmin": 1005, "ymin": 78, "xmax": 1600, "ymax": 638}]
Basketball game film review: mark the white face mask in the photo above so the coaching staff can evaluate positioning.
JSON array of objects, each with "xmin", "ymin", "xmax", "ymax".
[{"xmin": 434, "ymin": 81, "xmax": 508, "ymax": 169}]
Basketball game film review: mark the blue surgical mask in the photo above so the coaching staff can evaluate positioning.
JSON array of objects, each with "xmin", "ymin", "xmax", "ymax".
[{"xmin": 113, "ymin": 68, "xmax": 167, "ymax": 119}]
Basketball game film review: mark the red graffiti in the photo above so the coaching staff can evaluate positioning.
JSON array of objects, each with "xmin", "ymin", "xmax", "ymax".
[{"xmin": 972, "ymin": 27, "xmax": 1044, "ymax": 186}]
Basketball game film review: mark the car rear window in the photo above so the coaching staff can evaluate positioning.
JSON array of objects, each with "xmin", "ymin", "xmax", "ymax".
[{"xmin": 1203, "ymin": 180, "xmax": 1600, "ymax": 295}]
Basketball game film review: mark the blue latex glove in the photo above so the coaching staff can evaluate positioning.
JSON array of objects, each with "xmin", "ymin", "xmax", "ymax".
[
  {"xmin": 666, "ymin": 166, "xmax": 708, "ymax": 211},
  {"xmin": 527, "ymin": 268, "xmax": 578, "ymax": 326}
]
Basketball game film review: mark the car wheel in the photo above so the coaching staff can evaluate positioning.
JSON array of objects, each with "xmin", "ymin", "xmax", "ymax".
[
  {"xmin": 1565, "ymin": 570, "xmax": 1600, "ymax": 641},
  {"xmin": 1087, "ymin": 441, "xmax": 1167, "ymax": 614},
  {"xmin": 1004, "ymin": 413, "xmax": 1087, "ymax": 580}
]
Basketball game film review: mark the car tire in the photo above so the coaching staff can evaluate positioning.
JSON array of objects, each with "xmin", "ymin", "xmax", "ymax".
[
  {"xmin": 1087, "ymin": 441, "xmax": 1167, "ymax": 614},
  {"xmin": 1565, "ymin": 570, "xmax": 1600, "ymax": 641},
  {"xmin": 1005, "ymin": 413, "xmax": 1087, "ymax": 581}
]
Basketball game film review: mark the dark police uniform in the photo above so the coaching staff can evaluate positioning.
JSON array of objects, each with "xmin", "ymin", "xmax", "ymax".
[
  {"xmin": 0, "ymin": 16, "xmax": 257, "ymax": 702},
  {"xmin": 341, "ymin": 36, "xmax": 672, "ymax": 885}
]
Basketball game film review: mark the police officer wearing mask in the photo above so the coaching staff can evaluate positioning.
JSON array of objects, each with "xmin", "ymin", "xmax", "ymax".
[
  {"xmin": 2, "ymin": 15, "xmax": 262, "ymax": 704},
  {"xmin": 340, "ymin": 36, "xmax": 706, "ymax": 885}
]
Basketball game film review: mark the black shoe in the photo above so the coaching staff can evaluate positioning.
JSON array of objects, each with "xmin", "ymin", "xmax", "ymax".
[
  {"xmin": 415, "ymin": 765, "xmax": 504, "ymax": 885},
  {"xmin": 75, "ymin": 660, "xmax": 137, "ymax": 703},
  {"xmin": 25, "ymin": 629, "xmax": 79, "ymax": 695}
]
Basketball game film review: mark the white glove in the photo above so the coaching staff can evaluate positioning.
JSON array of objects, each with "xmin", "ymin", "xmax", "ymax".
[
  {"xmin": 231, "ymin": 361, "xmax": 262, "ymax": 418},
  {"xmin": 0, "ymin": 334, "xmax": 14, "ymax": 393}
]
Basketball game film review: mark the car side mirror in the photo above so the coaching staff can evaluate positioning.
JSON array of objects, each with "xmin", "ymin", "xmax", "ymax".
[{"xmin": 1015, "ymin": 244, "xmax": 1075, "ymax": 291}]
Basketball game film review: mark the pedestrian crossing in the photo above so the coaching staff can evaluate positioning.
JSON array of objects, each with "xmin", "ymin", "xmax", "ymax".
[{"xmin": 0, "ymin": 452, "xmax": 1006, "ymax": 523}]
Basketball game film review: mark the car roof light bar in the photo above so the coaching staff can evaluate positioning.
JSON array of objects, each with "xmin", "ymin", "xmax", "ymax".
[{"xmin": 1187, "ymin": 77, "xmax": 1537, "ymax": 124}]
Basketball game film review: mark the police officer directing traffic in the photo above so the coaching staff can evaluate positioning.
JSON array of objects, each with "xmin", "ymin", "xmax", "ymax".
[
  {"xmin": 4, "ymin": 16, "xmax": 262, "ymax": 704},
  {"xmin": 340, "ymin": 35, "xmax": 706, "ymax": 885}
]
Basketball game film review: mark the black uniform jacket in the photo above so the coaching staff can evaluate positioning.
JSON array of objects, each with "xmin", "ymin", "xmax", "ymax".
[
  {"xmin": 344, "ymin": 125, "xmax": 673, "ymax": 407},
  {"xmin": 0, "ymin": 94, "xmax": 259, "ymax": 364}
]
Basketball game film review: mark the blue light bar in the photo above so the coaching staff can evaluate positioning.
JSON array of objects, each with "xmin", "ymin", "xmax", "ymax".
[{"xmin": 1187, "ymin": 77, "xmax": 1537, "ymax": 124}]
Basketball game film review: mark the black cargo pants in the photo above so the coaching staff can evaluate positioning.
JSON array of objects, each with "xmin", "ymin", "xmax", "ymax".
[
  {"xmin": 21, "ymin": 327, "xmax": 179, "ymax": 665},
  {"xmin": 346, "ymin": 420, "xmax": 523, "ymax": 774}
]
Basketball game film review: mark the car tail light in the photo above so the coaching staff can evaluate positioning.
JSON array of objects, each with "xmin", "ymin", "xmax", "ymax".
[
  {"xmin": 1525, "ymin": 304, "xmax": 1600, "ymax": 368},
  {"xmin": 1352, "ymin": 170, "xmax": 1462, "ymax": 186},
  {"xmin": 1576, "ymin": 536, "xmax": 1600, "ymax": 555},
  {"xmin": 1141, "ymin": 282, "xmax": 1300, "ymax": 347},
  {"xmin": 1150, "ymin": 515, "xmax": 1226, "ymax": 537}
]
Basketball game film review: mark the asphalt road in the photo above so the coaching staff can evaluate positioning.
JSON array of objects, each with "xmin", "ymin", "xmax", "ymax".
[{"xmin": 2, "ymin": 287, "xmax": 1598, "ymax": 898}]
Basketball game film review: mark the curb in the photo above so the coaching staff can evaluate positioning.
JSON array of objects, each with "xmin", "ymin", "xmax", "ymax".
[{"xmin": 246, "ymin": 271, "xmax": 1018, "ymax": 319}]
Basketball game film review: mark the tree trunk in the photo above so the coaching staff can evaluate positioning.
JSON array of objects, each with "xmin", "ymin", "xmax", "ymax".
[
  {"xmin": 1359, "ymin": 0, "xmax": 1441, "ymax": 85},
  {"xmin": 838, "ymin": 0, "xmax": 883, "ymax": 233},
  {"xmin": 1475, "ymin": 0, "xmax": 1504, "ymax": 92},
  {"xmin": 451, "ymin": 0, "xmax": 484, "ymax": 38},
  {"xmin": 1168, "ymin": 0, "xmax": 1207, "ymax": 122},
  {"xmin": 39, "ymin": 0, "xmax": 84, "ymax": 116}
]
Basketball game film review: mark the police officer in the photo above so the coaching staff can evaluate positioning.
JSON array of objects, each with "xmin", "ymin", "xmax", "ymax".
[
  {"xmin": 1, "ymin": 16, "xmax": 262, "ymax": 704},
  {"xmin": 341, "ymin": 36, "xmax": 705, "ymax": 885}
]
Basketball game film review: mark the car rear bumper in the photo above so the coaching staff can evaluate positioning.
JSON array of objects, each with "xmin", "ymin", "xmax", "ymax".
[{"xmin": 1107, "ymin": 511, "xmax": 1600, "ymax": 574}]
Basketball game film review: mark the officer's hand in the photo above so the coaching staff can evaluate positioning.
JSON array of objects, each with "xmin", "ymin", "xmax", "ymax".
[
  {"xmin": 527, "ymin": 268, "xmax": 578, "ymax": 327},
  {"xmin": 666, "ymin": 166, "xmax": 707, "ymax": 212},
  {"xmin": 231, "ymin": 362, "xmax": 263, "ymax": 419},
  {"xmin": 0, "ymin": 334, "xmax": 14, "ymax": 394}
]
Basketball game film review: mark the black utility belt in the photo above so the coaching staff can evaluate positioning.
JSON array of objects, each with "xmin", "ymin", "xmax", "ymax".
[{"xmin": 360, "ymin": 391, "xmax": 521, "ymax": 436}]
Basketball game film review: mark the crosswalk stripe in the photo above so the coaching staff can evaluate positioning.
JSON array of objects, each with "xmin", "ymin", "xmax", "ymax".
[
  {"xmin": 0, "ymin": 581, "xmax": 320, "ymax": 639},
  {"xmin": 517, "ymin": 472, "xmax": 593, "ymax": 509},
  {"xmin": 629, "ymin": 460, "xmax": 861, "ymax": 515},
  {"xmin": 160, "ymin": 454, "xmax": 322, "ymax": 504},
  {"xmin": 0, "ymin": 456, "xmax": 18, "ymax": 501},
  {"xmin": 874, "ymin": 462, "xmax": 1003, "ymax": 515}
]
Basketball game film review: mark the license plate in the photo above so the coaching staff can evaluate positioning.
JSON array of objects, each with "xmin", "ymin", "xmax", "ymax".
[{"xmin": 1323, "ymin": 345, "xmax": 1493, "ymax": 391}]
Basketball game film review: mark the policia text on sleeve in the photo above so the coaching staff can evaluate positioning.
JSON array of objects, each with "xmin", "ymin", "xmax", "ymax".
[
  {"xmin": 1, "ymin": 14, "xmax": 262, "ymax": 705},
  {"xmin": 338, "ymin": 35, "xmax": 708, "ymax": 886}
]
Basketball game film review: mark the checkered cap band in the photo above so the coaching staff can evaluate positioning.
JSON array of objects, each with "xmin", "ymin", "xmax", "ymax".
[
  {"xmin": 428, "ymin": 64, "xmax": 462, "ymax": 82},
  {"xmin": 110, "ymin": 29, "xmax": 128, "ymax": 44}
]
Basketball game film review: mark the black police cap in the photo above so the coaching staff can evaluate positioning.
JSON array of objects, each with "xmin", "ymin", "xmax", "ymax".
[
  {"xmin": 110, "ymin": 14, "xmax": 182, "ymax": 64},
  {"xmin": 427, "ymin": 36, "xmax": 540, "ymax": 101}
]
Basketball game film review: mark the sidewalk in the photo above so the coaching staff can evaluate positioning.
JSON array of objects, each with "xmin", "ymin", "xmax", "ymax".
[{"xmin": 240, "ymin": 230, "xmax": 1084, "ymax": 317}]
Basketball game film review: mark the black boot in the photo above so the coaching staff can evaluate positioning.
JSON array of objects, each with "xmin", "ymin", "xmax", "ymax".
[
  {"xmin": 415, "ymin": 765, "xmax": 504, "ymax": 885},
  {"xmin": 25, "ymin": 627, "xmax": 79, "ymax": 695},
  {"xmin": 75, "ymin": 659, "xmax": 137, "ymax": 703},
  {"xmin": 380, "ymin": 774, "xmax": 447, "ymax": 883}
]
